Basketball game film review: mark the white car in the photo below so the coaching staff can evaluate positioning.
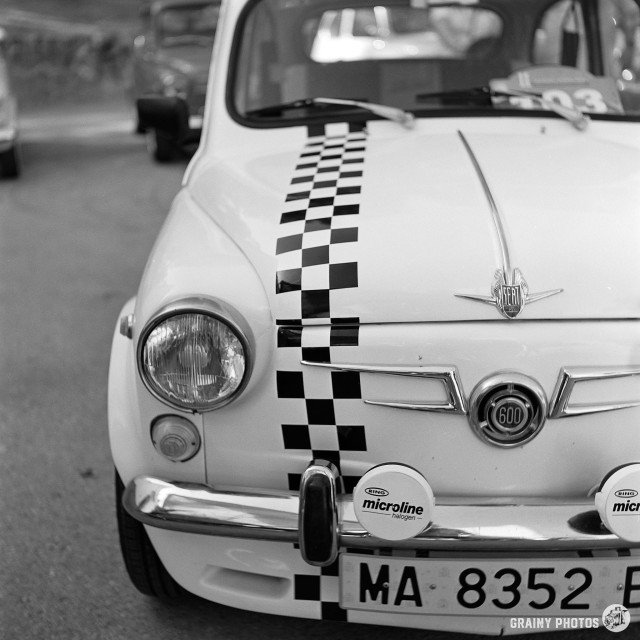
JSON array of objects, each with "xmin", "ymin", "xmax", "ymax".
[
  {"xmin": 0, "ymin": 27, "xmax": 20, "ymax": 178},
  {"xmin": 110, "ymin": 0, "xmax": 640, "ymax": 635}
]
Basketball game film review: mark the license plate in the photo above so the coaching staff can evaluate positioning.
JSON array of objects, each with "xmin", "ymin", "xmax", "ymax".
[{"xmin": 340, "ymin": 554, "xmax": 640, "ymax": 616}]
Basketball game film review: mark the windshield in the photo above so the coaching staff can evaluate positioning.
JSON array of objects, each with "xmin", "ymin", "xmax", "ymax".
[
  {"xmin": 157, "ymin": 3, "xmax": 220, "ymax": 46},
  {"xmin": 231, "ymin": 0, "xmax": 640, "ymax": 124}
]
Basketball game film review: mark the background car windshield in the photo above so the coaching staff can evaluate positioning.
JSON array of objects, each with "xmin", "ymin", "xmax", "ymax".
[
  {"xmin": 158, "ymin": 4, "xmax": 220, "ymax": 45},
  {"xmin": 232, "ymin": 0, "xmax": 640, "ymax": 119}
]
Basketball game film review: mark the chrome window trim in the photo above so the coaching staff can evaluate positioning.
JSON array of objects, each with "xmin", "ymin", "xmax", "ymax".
[
  {"xmin": 549, "ymin": 366, "xmax": 640, "ymax": 419},
  {"xmin": 301, "ymin": 361, "xmax": 467, "ymax": 414}
]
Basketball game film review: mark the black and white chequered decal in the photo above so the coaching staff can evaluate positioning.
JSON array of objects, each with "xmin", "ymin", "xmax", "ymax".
[
  {"xmin": 275, "ymin": 123, "xmax": 367, "ymax": 325},
  {"xmin": 275, "ymin": 122, "xmax": 368, "ymax": 492},
  {"xmin": 275, "ymin": 123, "xmax": 368, "ymax": 620}
]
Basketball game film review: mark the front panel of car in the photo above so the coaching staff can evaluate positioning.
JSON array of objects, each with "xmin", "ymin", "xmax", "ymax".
[{"xmin": 201, "ymin": 319, "xmax": 640, "ymax": 497}]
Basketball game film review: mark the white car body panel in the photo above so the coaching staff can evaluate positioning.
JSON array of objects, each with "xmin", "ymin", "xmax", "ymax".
[{"xmin": 188, "ymin": 120, "xmax": 640, "ymax": 323}]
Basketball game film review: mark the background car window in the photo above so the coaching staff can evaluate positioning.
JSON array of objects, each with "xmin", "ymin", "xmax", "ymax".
[
  {"xmin": 352, "ymin": 8, "xmax": 380, "ymax": 37},
  {"xmin": 158, "ymin": 5, "xmax": 220, "ymax": 44},
  {"xmin": 428, "ymin": 7, "xmax": 502, "ymax": 55},
  {"xmin": 306, "ymin": 4, "xmax": 503, "ymax": 62},
  {"xmin": 389, "ymin": 8, "xmax": 432, "ymax": 34}
]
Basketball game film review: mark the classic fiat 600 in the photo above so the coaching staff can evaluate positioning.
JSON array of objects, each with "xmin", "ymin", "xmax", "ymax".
[{"xmin": 109, "ymin": 0, "xmax": 640, "ymax": 634}]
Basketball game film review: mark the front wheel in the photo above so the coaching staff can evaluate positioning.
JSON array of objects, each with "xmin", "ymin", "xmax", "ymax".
[
  {"xmin": 115, "ymin": 471, "xmax": 185, "ymax": 599},
  {"xmin": 146, "ymin": 129, "xmax": 177, "ymax": 163}
]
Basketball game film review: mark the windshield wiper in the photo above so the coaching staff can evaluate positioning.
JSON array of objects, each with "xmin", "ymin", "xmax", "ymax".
[
  {"xmin": 417, "ymin": 86, "xmax": 589, "ymax": 131},
  {"xmin": 246, "ymin": 97, "xmax": 415, "ymax": 129}
]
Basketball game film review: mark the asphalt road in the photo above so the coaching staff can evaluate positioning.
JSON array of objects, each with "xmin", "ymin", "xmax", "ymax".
[{"xmin": 0, "ymin": 102, "xmax": 635, "ymax": 640}]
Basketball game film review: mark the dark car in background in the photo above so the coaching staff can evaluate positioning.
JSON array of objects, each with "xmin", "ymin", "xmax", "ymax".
[
  {"xmin": 131, "ymin": 0, "xmax": 220, "ymax": 161},
  {"xmin": 0, "ymin": 27, "xmax": 20, "ymax": 178}
]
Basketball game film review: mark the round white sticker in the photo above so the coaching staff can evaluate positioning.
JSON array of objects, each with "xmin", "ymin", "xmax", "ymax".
[
  {"xmin": 595, "ymin": 463, "xmax": 640, "ymax": 543},
  {"xmin": 353, "ymin": 463, "xmax": 435, "ymax": 541}
]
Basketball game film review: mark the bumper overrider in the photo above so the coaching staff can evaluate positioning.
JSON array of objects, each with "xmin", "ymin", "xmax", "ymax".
[{"xmin": 123, "ymin": 460, "xmax": 635, "ymax": 568}]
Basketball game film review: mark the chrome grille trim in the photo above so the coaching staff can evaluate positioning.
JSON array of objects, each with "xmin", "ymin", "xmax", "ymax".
[
  {"xmin": 549, "ymin": 366, "xmax": 640, "ymax": 418},
  {"xmin": 302, "ymin": 361, "xmax": 640, "ymax": 421},
  {"xmin": 301, "ymin": 361, "xmax": 467, "ymax": 414}
]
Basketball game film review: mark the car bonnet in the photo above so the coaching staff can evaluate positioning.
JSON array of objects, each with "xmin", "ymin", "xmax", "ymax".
[{"xmin": 190, "ymin": 120, "xmax": 640, "ymax": 324}]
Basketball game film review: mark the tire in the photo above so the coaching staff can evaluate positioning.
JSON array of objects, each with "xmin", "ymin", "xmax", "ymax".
[
  {"xmin": 147, "ymin": 129, "xmax": 177, "ymax": 163},
  {"xmin": 0, "ymin": 145, "xmax": 21, "ymax": 178},
  {"xmin": 133, "ymin": 113, "xmax": 146, "ymax": 135},
  {"xmin": 115, "ymin": 471, "xmax": 186, "ymax": 599}
]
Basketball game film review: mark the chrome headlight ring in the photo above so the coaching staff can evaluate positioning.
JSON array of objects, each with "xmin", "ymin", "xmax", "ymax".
[{"xmin": 137, "ymin": 297, "xmax": 253, "ymax": 412}]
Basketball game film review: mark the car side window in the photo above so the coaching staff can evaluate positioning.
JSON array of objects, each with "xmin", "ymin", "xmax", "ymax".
[
  {"xmin": 234, "ymin": 1, "xmax": 279, "ymax": 112},
  {"xmin": 534, "ymin": 0, "xmax": 640, "ymax": 81}
]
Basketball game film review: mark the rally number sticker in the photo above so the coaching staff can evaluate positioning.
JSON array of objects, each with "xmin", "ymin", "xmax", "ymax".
[
  {"xmin": 490, "ymin": 65, "xmax": 624, "ymax": 114},
  {"xmin": 502, "ymin": 88, "xmax": 609, "ymax": 114}
]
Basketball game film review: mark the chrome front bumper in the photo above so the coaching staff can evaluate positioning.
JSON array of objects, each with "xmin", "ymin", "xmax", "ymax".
[{"xmin": 124, "ymin": 461, "xmax": 632, "ymax": 568}]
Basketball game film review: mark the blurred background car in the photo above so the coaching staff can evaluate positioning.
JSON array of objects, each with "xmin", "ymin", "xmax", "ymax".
[
  {"xmin": 130, "ymin": 0, "xmax": 221, "ymax": 161},
  {"xmin": 0, "ymin": 26, "xmax": 20, "ymax": 178},
  {"xmin": 308, "ymin": 5, "xmax": 502, "ymax": 62}
]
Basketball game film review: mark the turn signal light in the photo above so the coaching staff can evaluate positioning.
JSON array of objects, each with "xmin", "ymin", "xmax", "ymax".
[{"xmin": 151, "ymin": 415, "xmax": 201, "ymax": 462}]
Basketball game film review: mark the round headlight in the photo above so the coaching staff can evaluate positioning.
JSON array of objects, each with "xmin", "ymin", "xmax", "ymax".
[{"xmin": 140, "ymin": 308, "xmax": 248, "ymax": 411}]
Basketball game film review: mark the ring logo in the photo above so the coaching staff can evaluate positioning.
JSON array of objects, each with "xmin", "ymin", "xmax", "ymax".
[
  {"xmin": 365, "ymin": 487, "xmax": 389, "ymax": 497},
  {"xmin": 615, "ymin": 489, "xmax": 638, "ymax": 498}
]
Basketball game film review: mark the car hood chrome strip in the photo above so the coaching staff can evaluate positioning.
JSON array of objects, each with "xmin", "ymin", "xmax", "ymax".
[{"xmin": 458, "ymin": 130, "xmax": 512, "ymax": 278}]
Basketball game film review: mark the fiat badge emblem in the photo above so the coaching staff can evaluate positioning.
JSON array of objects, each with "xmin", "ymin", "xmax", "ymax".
[{"xmin": 456, "ymin": 268, "xmax": 562, "ymax": 320}]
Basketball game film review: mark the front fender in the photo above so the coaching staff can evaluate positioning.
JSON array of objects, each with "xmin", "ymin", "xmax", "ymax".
[
  {"xmin": 109, "ymin": 188, "xmax": 273, "ymax": 484},
  {"xmin": 108, "ymin": 295, "xmax": 211, "ymax": 485}
]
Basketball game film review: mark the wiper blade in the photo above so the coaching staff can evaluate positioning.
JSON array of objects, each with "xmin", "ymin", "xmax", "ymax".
[
  {"xmin": 246, "ymin": 97, "xmax": 415, "ymax": 129},
  {"xmin": 416, "ymin": 87, "xmax": 494, "ymax": 105},
  {"xmin": 417, "ymin": 86, "xmax": 589, "ymax": 131}
]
